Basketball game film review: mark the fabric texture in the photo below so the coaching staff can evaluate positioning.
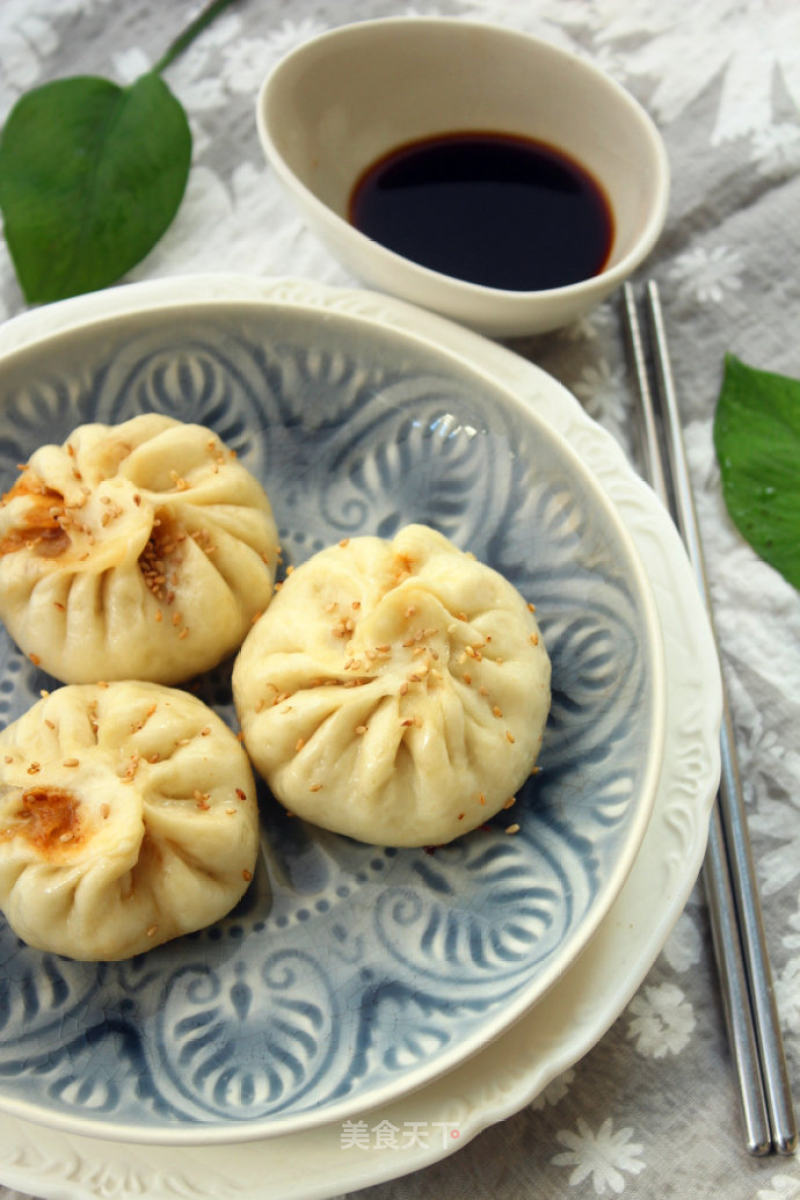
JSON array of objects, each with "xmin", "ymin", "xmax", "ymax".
[{"xmin": 0, "ymin": 1, "xmax": 798, "ymax": 1197}]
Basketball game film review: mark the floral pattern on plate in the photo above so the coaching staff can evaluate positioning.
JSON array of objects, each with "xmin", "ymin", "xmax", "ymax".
[{"xmin": 0, "ymin": 303, "xmax": 660, "ymax": 1137}]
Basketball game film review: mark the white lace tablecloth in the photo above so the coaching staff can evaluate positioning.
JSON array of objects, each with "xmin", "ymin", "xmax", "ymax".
[{"xmin": 1, "ymin": 2, "xmax": 799, "ymax": 1198}]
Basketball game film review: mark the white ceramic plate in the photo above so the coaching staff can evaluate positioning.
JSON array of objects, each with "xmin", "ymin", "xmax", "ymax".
[{"xmin": 0, "ymin": 276, "xmax": 720, "ymax": 1200}]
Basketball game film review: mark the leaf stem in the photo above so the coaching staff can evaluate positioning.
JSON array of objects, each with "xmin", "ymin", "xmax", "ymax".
[{"xmin": 152, "ymin": 0, "xmax": 238, "ymax": 75}]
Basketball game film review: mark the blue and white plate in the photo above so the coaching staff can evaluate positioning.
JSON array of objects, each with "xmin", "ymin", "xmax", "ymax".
[{"xmin": 0, "ymin": 284, "xmax": 664, "ymax": 1144}]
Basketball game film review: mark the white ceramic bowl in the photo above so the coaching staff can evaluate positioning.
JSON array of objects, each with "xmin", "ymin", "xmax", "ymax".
[{"xmin": 256, "ymin": 18, "xmax": 670, "ymax": 337}]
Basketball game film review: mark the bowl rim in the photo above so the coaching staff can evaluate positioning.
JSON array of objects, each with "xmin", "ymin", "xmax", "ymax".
[
  {"xmin": 256, "ymin": 16, "xmax": 671, "ymax": 304},
  {"xmin": 0, "ymin": 273, "xmax": 666, "ymax": 1145}
]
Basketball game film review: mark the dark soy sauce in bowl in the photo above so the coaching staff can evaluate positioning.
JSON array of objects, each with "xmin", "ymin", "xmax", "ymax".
[{"xmin": 348, "ymin": 130, "xmax": 614, "ymax": 292}]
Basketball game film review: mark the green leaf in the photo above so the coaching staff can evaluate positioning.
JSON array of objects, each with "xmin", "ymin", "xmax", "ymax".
[
  {"xmin": 713, "ymin": 353, "xmax": 800, "ymax": 589},
  {"xmin": 0, "ymin": 72, "xmax": 191, "ymax": 303}
]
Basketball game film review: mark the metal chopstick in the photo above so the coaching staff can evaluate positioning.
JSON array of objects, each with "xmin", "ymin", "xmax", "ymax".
[
  {"xmin": 622, "ymin": 281, "xmax": 797, "ymax": 1156},
  {"xmin": 644, "ymin": 281, "xmax": 797, "ymax": 1153},
  {"xmin": 623, "ymin": 284, "xmax": 769, "ymax": 1154}
]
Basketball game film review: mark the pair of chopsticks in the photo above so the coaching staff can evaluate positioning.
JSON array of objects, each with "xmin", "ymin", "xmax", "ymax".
[{"xmin": 622, "ymin": 281, "xmax": 797, "ymax": 1157}]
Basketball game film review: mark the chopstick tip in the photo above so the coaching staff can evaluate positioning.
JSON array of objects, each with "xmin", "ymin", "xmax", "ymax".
[{"xmin": 774, "ymin": 1128, "xmax": 799, "ymax": 1157}]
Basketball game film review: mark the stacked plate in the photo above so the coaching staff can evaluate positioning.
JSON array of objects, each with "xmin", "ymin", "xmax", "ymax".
[{"xmin": 0, "ymin": 276, "xmax": 720, "ymax": 1200}]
